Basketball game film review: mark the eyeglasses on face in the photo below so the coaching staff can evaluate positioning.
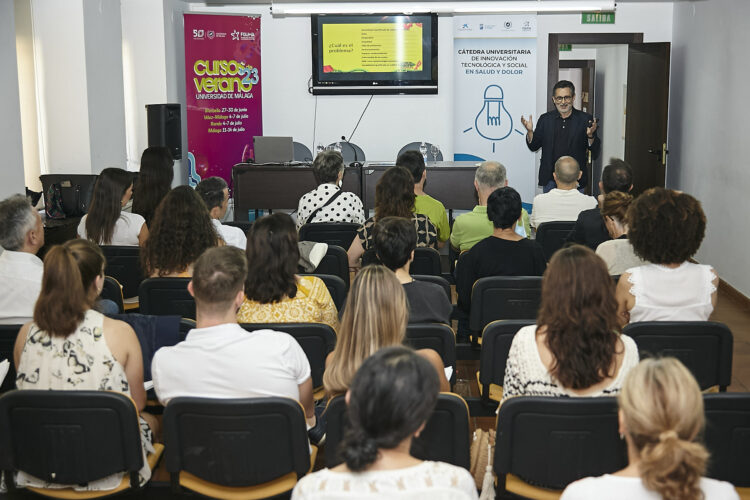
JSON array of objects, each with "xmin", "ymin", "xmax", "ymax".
[{"xmin": 553, "ymin": 95, "xmax": 574, "ymax": 103}]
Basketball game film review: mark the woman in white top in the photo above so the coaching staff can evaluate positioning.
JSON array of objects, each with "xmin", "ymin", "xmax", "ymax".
[
  {"xmin": 595, "ymin": 191, "xmax": 647, "ymax": 275},
  {"xmin": 561, "ymin": 358, "xmax": 738, "ymax": 500},
  {"xmin": 502, "ymin": 245, "xmax": 638, "ymax": 403},
  {"xmin": 78, "ymin": 167, "xmax": 148, "ymax": 246},
  {"xmin": 293, "ymin": 346, "xmax": 476, "ymax": 500},
  {"xmin": 615, "ymin": 188, "xmax": 717, "ymax": 325}
]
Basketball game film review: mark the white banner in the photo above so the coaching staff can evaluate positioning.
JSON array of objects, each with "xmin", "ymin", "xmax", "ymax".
[{"xmin": 453, "ymin": 15, "xmax": 537, "ymax": 204}]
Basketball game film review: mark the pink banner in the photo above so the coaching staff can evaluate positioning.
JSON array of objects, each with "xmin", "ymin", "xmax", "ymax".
[{"xmin": 184, "ymin": 14, "xmax": 262, "ymax": 189}]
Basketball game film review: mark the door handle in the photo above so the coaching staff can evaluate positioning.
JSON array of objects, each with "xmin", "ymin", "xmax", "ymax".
[{"xmin": 647, "ymin": 144, "xmax": 668, "ymax": 165}]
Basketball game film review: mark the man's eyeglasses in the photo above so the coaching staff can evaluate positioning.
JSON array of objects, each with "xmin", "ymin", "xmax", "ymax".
[{"xmin": 553, "ymin": 95, "xmax": 574, "ymax": 103}]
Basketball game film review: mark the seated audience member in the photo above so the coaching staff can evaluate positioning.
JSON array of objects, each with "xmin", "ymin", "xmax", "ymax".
[
  {"xmin": 567, "ymin": 158, "xmax": 633, "ymax": 250},
  {"xmin": 616, "ymin": 188, "xmax": 716, "ymax": 325},
  {"xmin": 530, "ymin": 156, "xmax": 597, "ymax": 228},
  {"xmin": 324, "ymin": 265, "xmax": 450, "ymax": 397},
  {"xmin": 596, "ymin": 191, "xmax": 647, "ymax": 275},
  {"xmin": 236, "ymin": 213, "xmax": 338, "ymax": 330},
  {"xmin": 0, "ymin": 195, "xmax": 44, "ymax": 324},
  {"xmin": 561, "ymin": 358, "xmax": 738, "ymax": 500},
  {"xmin": 78, "ymin": 167, "xmax": 148, "ymax": 246},
  {"xmin": 502, "ymin": 245, "xmax": 638, "ymax": 402},
  {"xmin": 13, "ymin": 240, "xmax": 156, "ymax": 489},
  {"xmin": 142, "ymin": 186, "xmax": 219, "ymax": 277},
  {"xmin": 296, "ymin": 150, "xmax": 365, "ymax": 229},
  {"xmin": 195, "ymin": 176, "xmax": 246, "ymax": 249},
  {"xmin": 152, "ymin": 246, "xmax": 316, "ymax": 426},
  {"xmin": 293, "ymin": 346, "xmax": 477, "ymax": 500},
  {"xmin": 373, "ymin": 217, "xmax": 452, "ymax": 324},
  {"xmin": 450, "ymin": 161, "xmax": 531, "ymax": 252},
  {"xmin": 397, "ymin": 150, "xmax": 450, "ymax": 247},
  {"xmin": 347, "ymin": 166, "xmax": 438, "ymax": 269},
  {"xmin": 132, "ymin": 146, "xmax": 174, "ymax": 227},
  {"xmin": 456, "ymin": 187, "xmax": 546, "ymax": 315}
]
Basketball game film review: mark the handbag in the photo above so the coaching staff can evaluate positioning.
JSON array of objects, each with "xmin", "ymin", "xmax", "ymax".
[
  {"xmin": 44, "ymin": 183, "xmax": 66, "ymax": 219},
  {"xmin": 470, "ymin": 428, "xmax": 496, "ymax": 492}
]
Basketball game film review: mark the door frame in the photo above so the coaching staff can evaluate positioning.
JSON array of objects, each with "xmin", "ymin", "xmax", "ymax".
[{"xmin": 558, "ymin": 59, "xmax": 595, "ymax": 115}]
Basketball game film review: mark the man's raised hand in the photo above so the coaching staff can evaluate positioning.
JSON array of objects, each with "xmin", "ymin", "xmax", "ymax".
[{"xmin": 520, "ymin": 115, "xmax": 534, "ymax": 133}]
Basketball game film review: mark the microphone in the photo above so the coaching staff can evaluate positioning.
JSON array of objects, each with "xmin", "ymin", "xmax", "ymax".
[{"xmin": 341, "ymin": 135, "xmax": 359, "ymax": 166}]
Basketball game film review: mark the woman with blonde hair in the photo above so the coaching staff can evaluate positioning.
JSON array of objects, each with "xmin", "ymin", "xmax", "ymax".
[
  {"xmin": 561, "ymin": 358, "xmax": 738, "ymax": 500},
  {"xmin": 323, "ymin": 265, "xmax": 449, "ymax": 397}
]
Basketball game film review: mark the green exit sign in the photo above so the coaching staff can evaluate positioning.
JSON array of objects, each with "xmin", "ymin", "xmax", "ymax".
[
  {"xmin": 559, "ymin": 44, "xmax": 572, "ymax": 51},
  {"xmin": 582, "ymin": 12, "xmax": 615, "ymax": 24}
]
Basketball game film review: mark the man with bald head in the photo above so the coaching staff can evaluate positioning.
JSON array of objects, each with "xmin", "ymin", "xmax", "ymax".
[
  {"xmin": 450, "ymin": 161, "xmax": 531, "ymax": 252},
  {"xmin": 530, "ymin": 156, "xmax": 597, "ymax": 228}
]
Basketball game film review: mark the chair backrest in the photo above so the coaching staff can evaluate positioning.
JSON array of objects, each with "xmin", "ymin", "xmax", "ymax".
[
  {"xmin": 326, "ymin": 142, "xmax": 365, "ymax": 163},
  {"xmin": 325, "ymin": 393, "xmax": 471, "ymax": 469},
  {"xmin": 398, "ymin": 142, "xmax": 444, "ymax": 161},
  {"xmin": 495, "ymin": 396, "xmax": 626, "ymax": 491},
  {"xmin": 412, "ymin": 274, "xmax": 451, "ymax": 302},
  {"xmin": 299, "ymin": 273, "xmax": 347, "ymax": 311},
  {"xmin": 362, "ymin": 247, "xmax": 442, "ymax": 276},
  {"xmin": 469, "ymin": 276, "xmax": 542, "ymax": 333},
  {"xmin": 293, "ymin": 141, "xmax": 313, "ymax": 162},
  {"xmin": 100, "ymin": 245, "xmax": 145, "ymax": 299},
  {"xmin": 100, "ymin": 276, "xmax": 125, "ymax": 314},
  {"xmin": 163, "ymin": 397, "xmax": 310, "ymax": 486},
  {"xmin": 0, "ymin": 390, "xmax": 144, "ymax": 486},
  {"xmin": 535, "ymin": 221, "xmax": 577, "ymax": 261},
  {"xmin": 239, "ymin": 323, "xmax": 336, "ymax": 390},
  {"xmin": 405, "ymin": 324, "xmax": 456, "ymax": 383},
  {"xmin": 313, "ymin": 245, "xmax": 350, "ymax": 290},
  {"xmin": 0, "ymin": 325, "xmax": 22, "ymax": 394},
  {"xmin": 138, "ymin": 278, "xmax": 195, "ymax": 319},
  {"xmin": 223, "ymin": 220, "xmax": 253, "ymax": 233},
  {"xmin": 478, "ymin": 320, "xmax": 535, "ymax": 404},
  {"xmin": 703, "ymin": 393, "xmax": 750, "ymax": 487},
  {"xmin": 299, "ymin": 222, "xmax": 360, "ymax": 249},
  {"xmin": 623, "ymin": 321, "xmax": 733, "ymax": 391}
]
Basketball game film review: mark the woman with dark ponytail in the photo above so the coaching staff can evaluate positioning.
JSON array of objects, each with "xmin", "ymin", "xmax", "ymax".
[
  {"xmin": 13, "ymin": 240, "xmax": 158, "ymax": 491},
  {"xmin": 293, "ymin": 346, "xmax": 477, "ymax": 499},
  {"xmin": 561, "ymin": 358, "xmax": 738, "ymax": 500}
]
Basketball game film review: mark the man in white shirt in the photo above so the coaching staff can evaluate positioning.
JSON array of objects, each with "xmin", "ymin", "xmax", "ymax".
[
  {"xmin": 530, "ymin": 156, "xmax": 597, "ymax": 228},
  {"xmin": 151, "ymin": 246, "xmax": 316, "ymax": 427},
  {"xmin": 0, "ymin": 195, "xmax": 45, "ymax": 324},
  {"xmin": 195, "ymin": 176, "xmax": 247, "ymax": 249}
]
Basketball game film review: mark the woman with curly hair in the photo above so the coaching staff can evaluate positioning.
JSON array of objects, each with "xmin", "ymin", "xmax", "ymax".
[
  {"xmin": 595, "ymin": 191, "xmax": 647, "ymax": 275},
  {"xmin": 132, "ymin": 147, "xmax": 174, "ymax": 227},
  {"xmin": 347, "ymin": 166, "xmax": 438, "ymax": 269},
  {"xmin": 142, "ymin": 186, "xmax": 219, "ymax": 277},
  {"xmin": 502, "ymin": 245, "xmax": 638, "ymax": 402},
  {"xmin": 615, "ymin": 188, "xmax": 716, "ymax": 325},
  {"xmin": 561, "ymin": 358, "xmax": 738, "ymax": 500}
]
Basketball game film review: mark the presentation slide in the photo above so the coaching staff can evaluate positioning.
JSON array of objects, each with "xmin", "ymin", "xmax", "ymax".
[{"xmin": 321, "ymin": 22, "xmax": 424, "ymax": 73}]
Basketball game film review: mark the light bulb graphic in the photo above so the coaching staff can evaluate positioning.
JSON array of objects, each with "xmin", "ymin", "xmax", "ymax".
[{"xmin": 474, "ymin": 84, "xmax": 513, "ymax": 141}]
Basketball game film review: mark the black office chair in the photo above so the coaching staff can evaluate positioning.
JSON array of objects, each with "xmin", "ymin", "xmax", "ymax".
[
  {"xmin": 0, "ymin": 390, "xmax": 164, "ymax": 497},
  {"xmin": 138, "ymin": 278, "xmax": 195, "ymax": 319},
  {"xmin": 495, "ymin": 396, "xmax": 626, "ymax": 497},
  {"xmin": 100, "ymin": 276, "xmax": 125, "ymax": 314},
  {"xmin": 240, "ymin": 323, "xmax": 336, "ymax": 397},
  {"xmin": 703, "ymin": 393, "xmax": 750, "ymax": 493},
  {"xmin": 293, "ymin": 141, "xmax": 314, "ymax": 162},
  {"xmin": 325, "ymin": 393, "xmax": 471, "ymax": 469},
  {"xmin": 326, "ymin": 142, "xmax": 365, "ymax": 164},
  {"xmin": 299, "ymin": 222, "xmax": 360, "ymax": 249},
  {"xmin": 362, "ymin": 247, "xmax": 442, "ymax": 276},
  {"xmin": 313, "ymin": 245, "xmax": 350, "ymax": 290},
  {"xmin": 623, "ymin": 321, "xmax": 733, "ymax": 392},
  {"xmin": 163, "ymin": 396, "xmax": 312, "ymax": 498},
  {"xmin": 477, "ymin": 320, "xmax": 535, "ymax": 404},
  {"xmin": 299, "ymin": 273, "xmax": 347, "ymax": 311},
  {"xmin": 178, "ymin": 318, "xmax": 196, "ymax": 342},
  {"xmin": 223, "ymin": 220, "xmax": 253, "ymax": 233},
  {"xmin": 412, "ymin": 274, "xmax": 451, "ymax": 302},
  {"xmin": 405, "ymin": 323, "xmax": 456, "ymax": 385},
  {"xmin": 469, "ymin": 276, "xmax": 542, "ymax": 338},
  {"xmin": 0, "ymin": 325, "xmax": 21, "ymax": 394},
  {"xmin": 398, "ymin": 142, "xmax": 444, "ymax": 161},
  {"xmin": 535, "ymin": 221, "xmax": 577, "ymax": 261},
  {"xmin": 100, "ymin": 246, "xmax": 145, "ymax": 300}
]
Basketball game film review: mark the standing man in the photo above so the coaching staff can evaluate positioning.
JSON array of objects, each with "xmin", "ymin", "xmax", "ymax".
[{"xmin": 521, "ymin": 80, "xmax": 600, "ymax": 193}]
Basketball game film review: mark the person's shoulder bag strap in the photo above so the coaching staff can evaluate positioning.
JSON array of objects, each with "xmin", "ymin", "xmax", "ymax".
[{"xmin": 304, "ymin": 188, "xmax": 346, "ymax": 225}]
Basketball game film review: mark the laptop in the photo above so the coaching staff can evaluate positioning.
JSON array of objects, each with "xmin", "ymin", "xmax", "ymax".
[{"xmin": 253, "ymin": 136, "xmax": 294, "ymax": 163}]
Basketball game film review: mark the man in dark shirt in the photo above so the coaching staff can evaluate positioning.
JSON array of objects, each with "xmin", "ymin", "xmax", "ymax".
[
  {"xmin": 566, "ymin": 159, "xmax": 634, "ymax": 250},
  {"xmin": 373, "ymin": 216, "xmax": 452, "ymax": 325},
  {"xmin": 521, "ymin": 80, "xmax": 600, "ymax": 192}
]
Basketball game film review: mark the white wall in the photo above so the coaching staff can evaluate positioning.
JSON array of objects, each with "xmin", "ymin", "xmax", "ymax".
[{"xmin": 669, "ymin": 0, "xmax": 750, "ymax": 296}]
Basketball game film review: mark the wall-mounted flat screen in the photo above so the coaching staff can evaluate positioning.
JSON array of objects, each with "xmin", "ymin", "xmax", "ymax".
[{"xmin": 311, "ymin": 13, "xmax": 438, "ymax": 95}]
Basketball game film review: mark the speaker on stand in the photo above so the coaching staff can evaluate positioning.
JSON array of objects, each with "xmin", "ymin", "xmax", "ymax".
[{"xmin": 145, "ymin": 103, "xmax": 182, "ymax": 160}]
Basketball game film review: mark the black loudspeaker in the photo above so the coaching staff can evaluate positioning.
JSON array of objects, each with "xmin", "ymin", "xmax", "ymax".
[{"xmin": 146, "ymin": 103, "xmax": 182, "ymax": 160}]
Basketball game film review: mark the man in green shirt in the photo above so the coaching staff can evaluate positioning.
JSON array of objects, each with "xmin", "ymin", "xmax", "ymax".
[
  {"xmin": 450, "ymin": 161, "xmax": 531, "ymax": 252},
  {"xmin": 397, "ymin": 150, "xmax": 450, "ymax": 248}
]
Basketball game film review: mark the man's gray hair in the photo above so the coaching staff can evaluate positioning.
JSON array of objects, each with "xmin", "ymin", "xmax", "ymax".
[
  {"xmin": 474, "ymin": 161, "xmax": 507, "ymax": 189},
  {"xmin": 554, "ymin": 156, "xmax": 580, "ymax": 184},
  {"xmin": 0, "ymin": 194, "xmax": 37, "ymax": 251}
]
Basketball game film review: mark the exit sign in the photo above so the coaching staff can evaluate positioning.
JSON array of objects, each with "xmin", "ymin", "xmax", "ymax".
[
  {"xmin": 582, "ymin": 12, "xmax": 615, "ymax": 24},
  {"xmin": 559, "ymin": 44, "xmax": 572, "ymax": 51}
]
